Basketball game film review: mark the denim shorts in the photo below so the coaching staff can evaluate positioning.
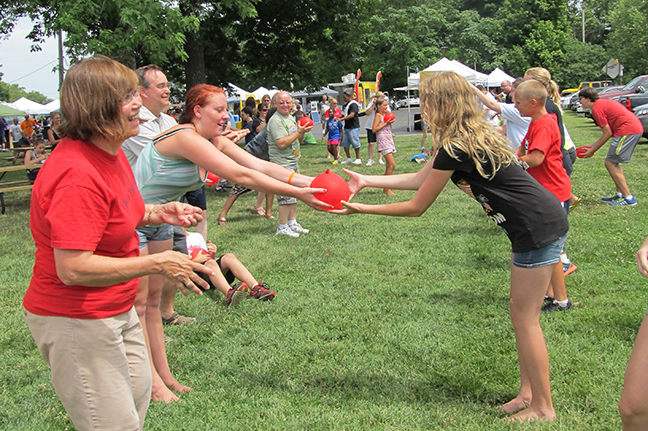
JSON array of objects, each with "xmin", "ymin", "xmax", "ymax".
[
  {"xmin": 341, "ymin": 128, "xmax": 361, "ymax": 149},
  {"xmin": 136, "ymin": 224, "xmax": 174, "ymax": 249},
  {"xmin": 513, "ymin": 233, "xmax": 567, "ymax": 268}
]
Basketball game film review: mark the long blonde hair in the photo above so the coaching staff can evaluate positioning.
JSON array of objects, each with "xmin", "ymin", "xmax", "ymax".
[
  {"xmin": 524, "ymin": 67, "xmax": 560, "ymax": 104},
  {"xmin": 420, "ymin": 72, "xmax": 515, "ymax": 179}
]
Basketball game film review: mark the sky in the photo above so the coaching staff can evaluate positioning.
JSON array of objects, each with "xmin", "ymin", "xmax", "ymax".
[{"xmin": 0, "ymin": 18, "xmax": 65, "ymax": 101}]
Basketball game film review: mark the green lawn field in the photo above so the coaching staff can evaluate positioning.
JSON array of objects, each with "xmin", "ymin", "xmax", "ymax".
[{"xmin": 1, "ymin": 111, "xmax": 647, "ymax": 430}]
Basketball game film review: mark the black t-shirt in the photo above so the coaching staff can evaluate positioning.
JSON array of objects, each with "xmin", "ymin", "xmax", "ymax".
[
  {"xmin": 344, "ymin": 101, "xmax": 360, "ymax": 129},
  {"xmin": 433, "ymin": 146, "xmax": 568, "ymax": 253}
]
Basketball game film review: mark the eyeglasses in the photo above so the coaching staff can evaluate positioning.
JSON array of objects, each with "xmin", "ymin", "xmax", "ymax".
[{"xmin": 123, "ymin": 88, "xmax": 140, "ymax": 103}]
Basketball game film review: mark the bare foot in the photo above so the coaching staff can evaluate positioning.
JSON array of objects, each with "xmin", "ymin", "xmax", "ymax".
[
  {"xmin": 499, "ymin": 396, "xmax": 530, "ymax": 414},
  {"xmin": 166, "ymin": 379, "xmax": 193, "ymax": 393},
  {"xmin": 217, "ymin": 217, "xmax": 228, "ymax": 227},
  {"xmin": 265, "ymin": 213, "xmax": 275, "ymax": 220},
  {"xmin": 507, "ymin": 406, "xmax": 556, "ymax": 422},
  {"xmin": 151, "ymin": 384, "xmax": 180, "ymax": 403},
  {"xmin": 383, "ymin": 189, "xmax": 395, "ymax": 195}
]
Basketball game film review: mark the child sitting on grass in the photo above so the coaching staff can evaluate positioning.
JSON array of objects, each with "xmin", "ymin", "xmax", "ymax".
[
  {"xmin": 514, "ymin": 79, "xmax": 573, "ymax": 314},
  {"xmin": 181, "ymin": 229, "xmax": 274, "ymax": 308}
]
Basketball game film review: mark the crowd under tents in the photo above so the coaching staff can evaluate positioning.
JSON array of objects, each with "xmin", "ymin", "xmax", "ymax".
[{"xmin": 2, "ymin": 97, "xmax": 61, "ymax": 117}]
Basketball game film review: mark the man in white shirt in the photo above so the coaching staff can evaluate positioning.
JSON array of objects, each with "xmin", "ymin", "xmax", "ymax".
[
  {"xmin": 123, "ymin": 65, "xmax": 178, "ymax": 166},
  {"xmin": 473, "ymin": 81, "xmax": 530, "ymax": 150}
]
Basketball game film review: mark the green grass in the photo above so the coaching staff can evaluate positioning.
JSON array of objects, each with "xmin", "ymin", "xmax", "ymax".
[{"xmin": 2, "ymin": 112, "xmax": 648, "ymax": 430}]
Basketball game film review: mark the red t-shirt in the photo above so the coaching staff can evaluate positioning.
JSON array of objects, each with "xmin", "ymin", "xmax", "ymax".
[
  {"xmin": 591, "ymin": 98, "xmax": 643, "ymax": 136},
  {"xmin": 24, "ymin": 138, "xmax": 145, "ymax": 319},
  {"xmin": 522, "ymin": 113, "xmax": 571, "ymax": 203}
]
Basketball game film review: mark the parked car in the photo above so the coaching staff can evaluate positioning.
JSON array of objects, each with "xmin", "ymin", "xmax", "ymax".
[
  {"xmin": 396, "ymin": 97, "xmax": 420, "ymax": 108},
  {"xmin": 598, "ymin": 85, "xmax": 624, "ymax": 95},
  {"xmin": 563, "ymin": 80, "xmax": 614, "ymax": 94},
  {"xmin": 599, "ymin": 75, "xmax": 648, "ymax": 99},
  {"xmin": 634, "ymin": 103, "xmax": 648, "ymax": 138},
  {"xmin": 561, "ymin": 92, "xmax": 575, "ymax": 110},
  {"xmin": 569, "ymin": 93, "xmax": 581, "ymax": 111},
  {"xmin": 611, "ymin": 86, "xmax": 648, "ymax": 111}
]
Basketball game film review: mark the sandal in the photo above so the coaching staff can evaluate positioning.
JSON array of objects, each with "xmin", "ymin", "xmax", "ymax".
[
  {"xmin": 217, "ymin": 216, "xmax": 228, "ymax": 227},
  {"xmin": 161, "ymin": 312, "xmax": 196, "ymax": 326},
  {"xmin": 570, "ymin": 196, "xmax": 582, "ymax": 210},
  {"xmin": 253, "ymin": 206, "xmax": 266, "ymax": 216}
]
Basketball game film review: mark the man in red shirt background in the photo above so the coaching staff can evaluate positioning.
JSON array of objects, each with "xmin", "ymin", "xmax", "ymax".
[{"xmin": 579, "ymin": 87, "xmax": 644, "ymax": 206}]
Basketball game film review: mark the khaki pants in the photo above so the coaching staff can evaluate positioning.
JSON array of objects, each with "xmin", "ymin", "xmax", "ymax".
[{"xmin": 25, "ymin": 307, "xmax": 152, "ymax": 431}]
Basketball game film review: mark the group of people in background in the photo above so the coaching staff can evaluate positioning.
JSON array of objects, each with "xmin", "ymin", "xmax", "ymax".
[{"xmin": 14, "ymin": 52, "xmax": 648, "ymax": 431}]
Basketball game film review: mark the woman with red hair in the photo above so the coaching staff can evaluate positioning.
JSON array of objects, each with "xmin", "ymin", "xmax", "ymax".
[{"xmin": 132, "ymin": 84, "xmax": 326, "ymax": 402}]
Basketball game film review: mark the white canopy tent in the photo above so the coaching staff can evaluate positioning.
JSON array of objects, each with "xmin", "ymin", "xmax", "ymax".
[
  {"xmin": 225, "ymin": 83, "xmax": 251, "ymax": 103},
  {"xmin": 44, "ymin": 99, "xmax": 60, "ymax": 112},
  {"xmin": 407, "ymin": 58, "xmax": 489, "ymax": 86},
  {"xmin": 11, "ymin": 97, "xmax": 50, "ymax": 115},
  {"xmin": 449, "ymin": 60, "xmax": 489, "ymax": 84},
  {"xmin": 488, "ymin": 68, "xmax": 515, "ymax": 88},
  {"xmin": 251, "ymin": 86, "xmax": 281, "ymax": 100}
]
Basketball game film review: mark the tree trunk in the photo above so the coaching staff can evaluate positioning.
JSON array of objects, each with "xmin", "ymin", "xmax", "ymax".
[{"xmin": 184, "ymin": 30, "xmax": 205, "ymax": 88}]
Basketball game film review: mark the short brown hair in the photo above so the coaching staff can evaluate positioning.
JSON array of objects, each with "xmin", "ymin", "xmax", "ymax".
[
  {"xmin": 58, "ymin": 55, "xmax": 139, "ymax": 142},
  {"xmin": 135, "ymin": 64, "xmax": 163, "ymax": 89},
  {"xmin": 579, "ymin": 87, "xmax": 599, "ymax": 102},
  {"xmin": 516, "ymin": 79, "xmax": 547, "ymax": 105}
]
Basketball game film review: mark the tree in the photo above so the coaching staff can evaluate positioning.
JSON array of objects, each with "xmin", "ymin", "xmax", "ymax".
[
  {"xmin": 1, "ymin": 0, "xmax": 196, "ymax": 70},
  {"xmin": 0, "ymin": 80, "xmax": 52, "ymax": 104},
  {"xmin": 495, "ymin": 0, "xmax": 570, "ymax": 77},
  {"xmin": 607, "ymin": 0, "xmax": 648, "ymax": 78}
]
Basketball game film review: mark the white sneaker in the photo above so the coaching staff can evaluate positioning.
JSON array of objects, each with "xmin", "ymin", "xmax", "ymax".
[
  {"xmin": 289, "ymin": 222, "xmax": 309, "ymax": 234},
  {"xmin": 341, "ymin": 158, "xmax": 353, "ymax": 164},
  {"xmin": 276, "ymin": 225, "xmax": 299, "ymax": 237},
  {"xmin": 353, "ymin": 158, "xmax": 362, "ymax": 165},
  {"xmin": 366, "ymin": 159, "xmax": 374, "ymax": 166},
  {"xmin": 378, "ymin": 159, "xmax": 385, "ymax": 165}
]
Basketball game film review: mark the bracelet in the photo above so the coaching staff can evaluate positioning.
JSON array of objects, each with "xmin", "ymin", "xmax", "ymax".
[
  {"xmin": 147, "ymin": 204, "xmax": 155, "ymax": 225},
  {"xmin": 288, "ymin": 172, "xmax": 296, "ymax": 185}
]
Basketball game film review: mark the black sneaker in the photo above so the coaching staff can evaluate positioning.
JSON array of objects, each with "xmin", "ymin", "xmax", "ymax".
[
  {"xmin": 542, "ymin": 296, "xmax": 555, "ymax": 309},
  {"xmin": 541, "ymin": 298, "xmax": 573, "ymax": 313}
]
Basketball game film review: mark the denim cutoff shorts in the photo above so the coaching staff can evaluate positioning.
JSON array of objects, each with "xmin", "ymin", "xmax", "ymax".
[{"xmin": 513, "ymin": 233, "xmax": 567, "ymax": 268}]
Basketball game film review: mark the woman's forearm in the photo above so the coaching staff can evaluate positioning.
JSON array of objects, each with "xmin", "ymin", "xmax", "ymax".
[{"xmin": 54, "ymin": 249, "xmax": 164, "ymax": 287}]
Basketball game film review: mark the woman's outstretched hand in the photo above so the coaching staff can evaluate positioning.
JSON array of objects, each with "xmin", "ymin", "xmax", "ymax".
[{"xmin": 341, "ymin": 168, "xmax": 366, "ymax": 200}]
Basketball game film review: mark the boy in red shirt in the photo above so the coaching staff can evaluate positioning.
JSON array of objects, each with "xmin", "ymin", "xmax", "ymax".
[
  {"xmin": 515, "ymin": 79, "xmax": 573, "ymax": 312},
  {"xmin": 579, "ymin": 87, "xmax": 644, "ymax": 206}
]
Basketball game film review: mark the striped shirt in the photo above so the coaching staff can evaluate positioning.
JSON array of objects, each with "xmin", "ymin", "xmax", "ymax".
[{"xmin": 133, "ymin": 128, "xmax": 206, "ymax": 205}]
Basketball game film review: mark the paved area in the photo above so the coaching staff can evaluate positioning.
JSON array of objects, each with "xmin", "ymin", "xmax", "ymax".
[{"xmin": 310, "ymin": 107, "xmax": 424, "ymax": 140}]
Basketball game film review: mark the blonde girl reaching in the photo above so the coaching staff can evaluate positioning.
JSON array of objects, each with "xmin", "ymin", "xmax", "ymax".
[
  {"xmin": 372, "ymin": 97, "xmax": 396, "ymax": 195},
  {"xmin": 336, "ymin": 71, "xmax": 569, "ymax": 422}
]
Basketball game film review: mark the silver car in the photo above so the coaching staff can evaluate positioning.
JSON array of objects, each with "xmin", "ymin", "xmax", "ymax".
[{"xmin": 633, "ymin": 103, "xmax": 648, "ymax": 138}]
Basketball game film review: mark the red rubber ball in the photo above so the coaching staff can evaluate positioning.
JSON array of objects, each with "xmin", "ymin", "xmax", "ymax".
[
  {"xmin": 383, "ymin": 112, "xmax": 396, "ymax": 123},
  {"xmin": 576, "ymin": 146, "xmax": 588, "ymax": 158},
  {"xmin": 310, "ymin": 169, "xmax": 350, "ymax": 211},
  {"xmin": 298, "ymin": 117, "xmax": 314, "ymax": 128}
]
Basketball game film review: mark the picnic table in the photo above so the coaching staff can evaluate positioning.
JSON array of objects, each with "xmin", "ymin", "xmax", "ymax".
[
  {"xmin": 8, "ymin": 145, "xmax": 51, "ymax": 164},
  {"xmin": 0, "ymin": 164, "xmax": 35, "ymax": 214}
]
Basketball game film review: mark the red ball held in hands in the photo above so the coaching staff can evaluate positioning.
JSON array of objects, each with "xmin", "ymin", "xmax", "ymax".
[
  {"xmin": 310, "ymin": 169, "xmax": 351, "ymax": 211},
  {"xmin": 383, "ymin": 112, "xmax": 396, "ymax": 123},
  {"xmin": 205, "ymin": 172, "xmax": 220, "ymax": 187},
  {"xmin": 576, "ymin": 146, "xmax": 589, "ymax": 158},
  {"xmin": 298, "ymin": 117, "xmax": 314, "ymax": 128}
]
